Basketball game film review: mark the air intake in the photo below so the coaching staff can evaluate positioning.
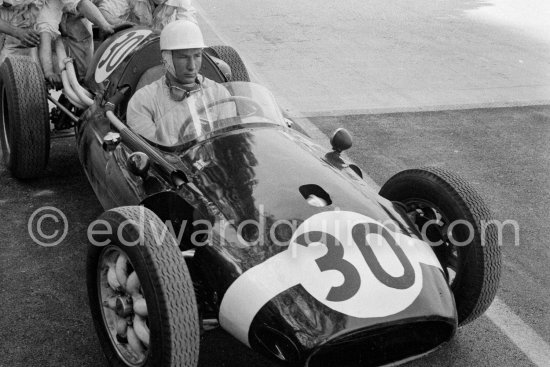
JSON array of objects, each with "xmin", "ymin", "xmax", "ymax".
[{"xmin": 307, "ymin": 320, "xmax": 454, "ymax": 367}]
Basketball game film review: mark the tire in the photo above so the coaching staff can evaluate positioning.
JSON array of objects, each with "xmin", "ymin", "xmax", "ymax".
[
  {"xmin": 379, "ymin": 167, "xmax": 501, "ymax": 326},
  {"xmin": 206, "ymin": 45, "xmax": 250, "ymax": 82},
  {"xmin": 0, "ymin": 55, "xmax": 49, "ymax": 179},
  {"xmin": 87, "ymin": 206, "xmax": 199, "ymax": 367}
]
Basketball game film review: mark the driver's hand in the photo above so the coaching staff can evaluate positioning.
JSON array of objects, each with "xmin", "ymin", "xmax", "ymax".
[
  {"xmin": 45, "ymin": 72, "xmax": 62, "ymax": 90},
  {"xmin": 14, "ymin": 28, "xmax": 40, "ymax": 47}
]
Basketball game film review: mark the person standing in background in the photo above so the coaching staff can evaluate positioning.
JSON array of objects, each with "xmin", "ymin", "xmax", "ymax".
[
  {"xmin": 36, "ymin": 0, "xmax": 114, "ymax": 85},
  {"xmin": 0, "ymin": 0, "xmax": 44, "ymax": 64}
]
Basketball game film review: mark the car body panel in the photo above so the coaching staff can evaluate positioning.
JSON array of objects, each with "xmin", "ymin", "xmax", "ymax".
[{"xmin": 181, "ymin": 126, "xmax": 457, "ymax": 363}]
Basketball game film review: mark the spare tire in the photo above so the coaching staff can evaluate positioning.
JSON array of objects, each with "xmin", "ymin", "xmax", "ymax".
[
  {"xmin": 0, "ymin": 55, "xmax": 49, "ymax": 179},
  {"xmin": 206, "ymin": 45, "xmax": 250, "ymax": 82},
  {"xmin": 379, "ymin": 167, "xmax": 501, "ymax": 326}
]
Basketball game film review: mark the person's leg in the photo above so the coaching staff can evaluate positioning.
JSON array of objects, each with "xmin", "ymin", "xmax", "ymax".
[
  {"xmin": 0, "ymin": 33, "xmax": 7, "ymax": 64},
  {"xmin": 60, "ymin": 14, "xmax": 93, "ymax": 79}
]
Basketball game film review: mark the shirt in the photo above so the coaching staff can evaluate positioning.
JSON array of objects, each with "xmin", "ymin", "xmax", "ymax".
[
  {"xmin": 127, "ymin": 75, "xmax": 235, "ymax": 146},
  {"xmin": 34, "ymin": 0, "xmax": 80, "ymax": 37},
  {"xmin": 0, "ymin": 0, "xmax": 44, "ymax": 28},
  {"xmin": 151, "ymin": 0, "xmax": 195, "ymax": 31},
  {"xmin": 98, "ymin": 0, "xmax": 152, "ymax": 26}
]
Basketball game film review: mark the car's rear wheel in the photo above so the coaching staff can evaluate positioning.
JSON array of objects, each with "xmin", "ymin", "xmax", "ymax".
[
  {"xmin": 0, "ymin": 55, "xmax": 49, "ymax": 179},
  {"xmin": 379, "ymin": 167, "xmax": 501, "ymax": 326},
  {"xmin": 206, "ymin": 45, "xmax": 250, "ymax": 82},
  {"xmin": 87, "ymin": 206, "xmax": 199, "ymax": 367}
]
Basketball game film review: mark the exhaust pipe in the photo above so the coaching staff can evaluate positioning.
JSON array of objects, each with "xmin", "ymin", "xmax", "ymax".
[
  {"xmin": 64, "ymin": 60, "xmax": 94, "ymax": 106},
  {"xmin": 55, "ymin": 38, "xmax": 94, "ymax": 108},
  {"xmin": 60, "ymin": 71, "xmax": 86, "ymax": 109}
]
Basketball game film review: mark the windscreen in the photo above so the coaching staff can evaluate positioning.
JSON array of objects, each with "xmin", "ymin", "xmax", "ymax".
[{"xmin": 137, "ymin": 81, "xmax": 285, "ymax": 147}]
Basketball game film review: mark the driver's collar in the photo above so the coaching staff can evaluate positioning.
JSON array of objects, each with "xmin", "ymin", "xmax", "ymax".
[
  {"xmin": 165, "ymin": 73, "xmax": 204, "ymax": 101},
  {"xmin": 165, "ymin": 72, "xmax": 203, "ymax": 91}
]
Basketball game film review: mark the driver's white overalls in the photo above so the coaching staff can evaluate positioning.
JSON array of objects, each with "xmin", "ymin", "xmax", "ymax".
[{"xmin": 127, "ymin": 75, "xmax": 235, "ymax": 146}]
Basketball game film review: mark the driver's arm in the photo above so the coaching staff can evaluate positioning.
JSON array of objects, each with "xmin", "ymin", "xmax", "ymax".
[
  {"xmin": 215, "ymin": 85, "xmax": 237, "ymax": 120},
  {"xmin": 127, "ymin": 89, "xmax": 157, "ymax": 141}
]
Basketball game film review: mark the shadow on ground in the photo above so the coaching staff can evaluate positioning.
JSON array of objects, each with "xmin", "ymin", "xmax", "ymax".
[{"xmin": 0, "ymin": 138, "xmax": 270, "ymax": 367}]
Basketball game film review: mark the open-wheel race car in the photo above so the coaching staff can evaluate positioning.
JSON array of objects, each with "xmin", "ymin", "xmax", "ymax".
[{"xmin": 0, "ymin": 26, "xmax": 501, "ymax": 367}]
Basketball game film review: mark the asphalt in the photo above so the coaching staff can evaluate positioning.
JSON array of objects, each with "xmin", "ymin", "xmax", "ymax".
[{"xmin": 196, "ymin": 0, "xmax": 550, "ymax": 115}]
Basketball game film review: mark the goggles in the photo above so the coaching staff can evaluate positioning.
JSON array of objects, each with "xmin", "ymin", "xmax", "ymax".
[{"xmin": 166, "ymin": 78, "xmax": 202, "ymax": 102}]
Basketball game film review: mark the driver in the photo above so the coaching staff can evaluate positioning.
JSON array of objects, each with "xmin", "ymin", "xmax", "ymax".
[{"xmin": 127, "ymin": 19, "xmax": 234, "ymax": 145}]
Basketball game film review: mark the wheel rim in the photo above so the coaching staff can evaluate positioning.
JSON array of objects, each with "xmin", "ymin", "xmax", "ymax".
[
  {"xmin": 402, "ymin": 198, "xmax": 461, "ymax": 287},
  {"xmin": 1, "ymin": 86, "xmax": 11, "ymax": 160},
  {"xmin": 98, "ymin": 247, "xmax": 150, "ymax": 366}
]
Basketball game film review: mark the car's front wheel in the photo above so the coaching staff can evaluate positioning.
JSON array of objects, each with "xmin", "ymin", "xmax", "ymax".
[
  {"xmin": 87, "ymin": 206, "xmax": 199, "ymax": 367},
  {"xmin": 379, "ymin": 167, "xmax": 501, "ymax": 326}
]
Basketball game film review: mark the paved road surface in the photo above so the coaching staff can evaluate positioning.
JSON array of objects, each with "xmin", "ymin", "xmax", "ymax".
[{"xmin": 197, "ymin": 0, "xmax": 550, "ymax": 115}]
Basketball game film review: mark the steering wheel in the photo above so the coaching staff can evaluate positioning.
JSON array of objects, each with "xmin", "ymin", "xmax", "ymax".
[{"xmin": 179, "ymin": 95, "xmax": 265, "ymax": 135}]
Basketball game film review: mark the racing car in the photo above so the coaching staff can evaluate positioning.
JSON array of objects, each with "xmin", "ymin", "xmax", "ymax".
[{"xmin": 0, "ymin": 26, "xmax": 501, "ymax": 367}]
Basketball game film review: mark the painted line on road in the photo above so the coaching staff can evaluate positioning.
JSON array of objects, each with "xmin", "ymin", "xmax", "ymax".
[
  {"xmin": 194, "ymin": 4, "xmax": 550, "ymax": 365},
  {"xmin": 485, "ymin": 297, "xmax": 550, "ymax": 367}
]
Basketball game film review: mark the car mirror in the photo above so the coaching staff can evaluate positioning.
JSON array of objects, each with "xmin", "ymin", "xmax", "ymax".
[
  {"xmin": 330, "ymin": 128, "xmax": 352, "ymax": 153},
  {"xmin": 102, "ymin": 132, "xmax": 121, "ymax": 152},
  {"xmin": 127, "ymin": 152, "xmax": 150, "ymax": 178}
]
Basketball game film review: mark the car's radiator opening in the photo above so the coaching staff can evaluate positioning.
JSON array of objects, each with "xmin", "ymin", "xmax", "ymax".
[
  {"xmin": 307, "ymin": 320, "xmax": 454, "ymax": 367},
  {"xmin": 253, "ymin": 325, "xmax": 300, "ymax": 363},
  {"xmin": 299, "ymin": 184, "xmax": 332, "ymax": 207}
]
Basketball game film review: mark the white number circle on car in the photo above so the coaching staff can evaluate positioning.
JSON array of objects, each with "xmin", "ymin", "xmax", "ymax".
[
  {"xmin": 95, "ymin": 30, "xmax": 153, "ymax": 83},
  {"xmin": 219, "ymin": 211, "xmax": 442, "ymax": 346}
]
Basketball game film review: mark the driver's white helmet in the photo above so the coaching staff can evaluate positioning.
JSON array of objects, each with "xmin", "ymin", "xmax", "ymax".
[{"xmin": 160, "ymin": 20, "xmax": 206, "ymax": 50}]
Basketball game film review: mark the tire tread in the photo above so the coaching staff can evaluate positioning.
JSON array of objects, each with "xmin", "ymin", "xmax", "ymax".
[
  {"xmin": 206, "ymin": 45, "xmax": 250, "ymax": 82},
  {"xmin": 380, "ymin": 167, "xmax": 501, "ymax": 325},
  {"xmin": 87, "ymin": 206, "xmax": 199, "ymax": 366},
  {"xmin": 0, "ymin": 55, "xmax": 49, "ymax": 178}
]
